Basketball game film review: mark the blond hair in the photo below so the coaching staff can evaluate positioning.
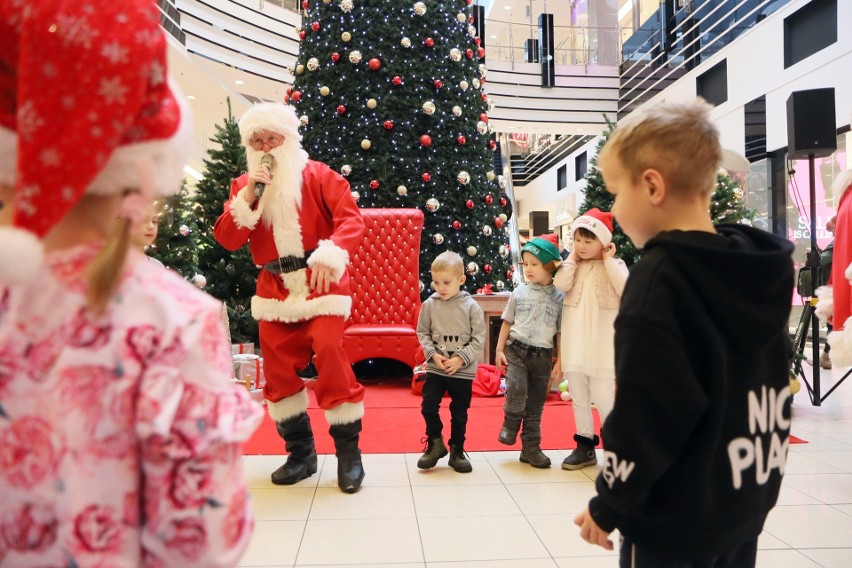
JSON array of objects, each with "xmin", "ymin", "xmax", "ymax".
[
  {"xmin": 431, "ymin": 251, "xmax": 464, "ymax": 276},
  {"xmin": 87, "ymin": 215, "xmax": 132, "ymax": 314},
  {"xmin": 602, "ymin": 98, "xmax": 722, "ymax": 196}
]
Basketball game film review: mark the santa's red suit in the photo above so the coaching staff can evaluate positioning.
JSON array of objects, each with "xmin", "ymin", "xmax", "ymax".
[
  {"xmin": 213, "ymin": 102, "xmax": 367, "ymax": 492},
  {"xmin": 215, "ymin": 163, "xmax": 365, "ymax": 413},
  {"xmin": 816, "ymin": 171, "xmax": 852, "ymax": 367}
]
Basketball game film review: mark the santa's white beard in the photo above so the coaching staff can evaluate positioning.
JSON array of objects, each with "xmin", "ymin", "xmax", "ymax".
[
  {"xmin": 247, "ymin": 144, "xmax": 292, "ymax": 198},
  {"xmin": 245, "ymin": 139, "xmax": 309, "ymax": 256}
]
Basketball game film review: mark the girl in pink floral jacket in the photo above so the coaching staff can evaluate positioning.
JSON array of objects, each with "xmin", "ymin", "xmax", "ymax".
[{"xmin": 0, "ymin": 1, "xmax": 263, "ymax": 566}]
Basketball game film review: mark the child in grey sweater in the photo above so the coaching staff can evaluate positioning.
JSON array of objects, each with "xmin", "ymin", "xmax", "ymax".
[{"xmin": 416, "ymin": 251, "xmax": 485, "ymax": 472}]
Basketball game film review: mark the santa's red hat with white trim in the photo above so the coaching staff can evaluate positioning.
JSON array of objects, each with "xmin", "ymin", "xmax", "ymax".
[{"xmin": 0, "ymin": 0, "xmax": 193, "ymax": 284}]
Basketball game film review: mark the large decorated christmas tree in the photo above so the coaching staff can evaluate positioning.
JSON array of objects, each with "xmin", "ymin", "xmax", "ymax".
[
  {"xmin": 194, "ymin": 99, "xmax": 259, "ymax": 345},
  {"xmin": 578, "ymin": 119, "xmax": 755, "ymax": 266},
  {"xmin": 289, "ymin": 0, "xmax": 514, "ymax": 295}
]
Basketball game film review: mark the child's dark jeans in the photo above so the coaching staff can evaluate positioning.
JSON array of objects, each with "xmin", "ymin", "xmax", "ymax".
[
  {"xmin": 421, "ymin": 372, "xmax": 473, "ymax": 446},
  {"xmin": 503, "ymin": 339, "xmax": 552, "ymax": 427}
]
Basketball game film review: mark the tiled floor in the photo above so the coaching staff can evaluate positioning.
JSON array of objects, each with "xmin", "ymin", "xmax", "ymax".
[{"xmin": 239, "ymin": 364, "xmax": 852, "ymax": 567}]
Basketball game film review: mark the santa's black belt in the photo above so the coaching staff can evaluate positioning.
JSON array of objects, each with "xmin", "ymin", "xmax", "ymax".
[{"xmin": 263, "ymin": 251, "xmax": 313, "ymax": 274}]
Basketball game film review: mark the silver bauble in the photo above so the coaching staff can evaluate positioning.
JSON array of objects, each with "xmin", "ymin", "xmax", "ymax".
[
  {"xmin": 467, "ymin": 262, "xmax": 479, "ymax": 274},
  {"xmin": 433, "ymin": 233, "xmax": 444, "ymax": 244},
  {"xmin": 466, "ymin": 246, "xmax": 477, "ymax": 256},
  {"xmin": 426, "ymin": 198, "xmax": 440, "ymax": 212},
  {"xmin": 349, "ymin": 50, "xmax": 362, "ymax": 64}
]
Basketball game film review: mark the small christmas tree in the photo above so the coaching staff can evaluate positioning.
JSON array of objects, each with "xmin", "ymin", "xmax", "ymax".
[
  {"xmin": 576, "ymin": 117, "xmax": 640, "ymax": 265},
  {"xmin": 194, "ymin": 98, "xmax": 258, "ymax": 346},
  {"xmin": 711, "ymin": 170, "xmax": 756, "ymax": 225},
  {"xmin": 149, "ymin": 180, "xmax": 200, "ymax": 280},
  {"xmin": 578, "ymin": 118, "xmax": 755, "ymax": 266}
]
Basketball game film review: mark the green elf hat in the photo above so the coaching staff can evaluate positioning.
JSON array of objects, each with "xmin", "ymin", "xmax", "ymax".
[{"xmin": 522, "ymin": 233, "xmax": 561, "ymax": 266}]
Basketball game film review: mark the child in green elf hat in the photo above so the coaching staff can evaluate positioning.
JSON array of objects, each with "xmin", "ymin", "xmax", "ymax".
[{"xmin": 494, "ymin": 234, "xmax": 564, "ymax": 468}]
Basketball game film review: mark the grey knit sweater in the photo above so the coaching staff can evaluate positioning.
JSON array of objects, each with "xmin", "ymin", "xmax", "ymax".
[{"xmin": 416, "ymin": 291, "xmax": 485, "ymax": 380}]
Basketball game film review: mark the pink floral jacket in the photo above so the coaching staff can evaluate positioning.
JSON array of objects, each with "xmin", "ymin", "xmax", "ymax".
[{"xmin": 0, "ymin": 246, "xmax": 263, "ymax": 567}]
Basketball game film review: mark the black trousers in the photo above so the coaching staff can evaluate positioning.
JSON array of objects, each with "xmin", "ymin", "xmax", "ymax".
[
  {"xmin": 620, "ymin": 537, "xmax": 757, "ymax": 568},
  {"xmin": 421, "ymin": 372, "xmax": 473, "ymax": 446}
]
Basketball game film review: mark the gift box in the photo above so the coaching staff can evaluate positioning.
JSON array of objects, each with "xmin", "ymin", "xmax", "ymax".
[
  {"xmin": 233, "ymin": 354, "xmax": 264, "ymax": 390},
  {"xmin": 231, "ymin": 343, "xmax": 255, "ymax": 355}
]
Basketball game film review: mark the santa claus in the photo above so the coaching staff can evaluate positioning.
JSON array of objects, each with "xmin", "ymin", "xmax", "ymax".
[
  {"xmin": 816, "ymin": 169, "xmax": 852, "ymax": 368},
  {"xmin": 214, "ymin": 103, "xmax": 366, "ymax": 493}
]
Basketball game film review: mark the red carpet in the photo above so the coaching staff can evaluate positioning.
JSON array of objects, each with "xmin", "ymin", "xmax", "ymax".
[{"xmin": 243, "ymin": 380, "xmax": 599, "ymax": 455}]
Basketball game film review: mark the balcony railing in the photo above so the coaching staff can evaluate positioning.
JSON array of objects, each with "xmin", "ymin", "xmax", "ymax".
[{"xmin": 485, "ymin": 19, "xmax": 620, "ymax": 66}]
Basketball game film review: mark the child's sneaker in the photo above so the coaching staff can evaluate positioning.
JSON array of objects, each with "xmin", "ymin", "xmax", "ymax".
[
  {"xmin": 448, "ymin": 444, "xmax": 472, "ymax": 473},
  {"xmin": 417, "ymin": 437, "xmax": 448, "ymax": 469}
]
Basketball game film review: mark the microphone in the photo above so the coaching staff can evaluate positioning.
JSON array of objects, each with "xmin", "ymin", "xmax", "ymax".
[{"xmin": 255, "ymin": 154, "xmax": 275, "ymax": 199}]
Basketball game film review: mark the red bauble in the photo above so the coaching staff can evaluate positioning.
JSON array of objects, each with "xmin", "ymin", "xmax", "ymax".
[
  {"xmin": 368, "ymin": 58, "xmax": 381, "ymax": 70},
  {"xmin": 500, "ymin": 197, "xmax": 508, "ymax": 207},
  {"xmin": 419, "ymin": 134, "xmax": 432, "ymax": 147},
  {"xmin": 467, "ymin": 0, "xmax": 474, "ymax": 4},
  {"xmin": 291, "ymin": 90, "xmax": 302, "ymax": 102},
  {"xmin": 283, "ymin": 93, "xmax": 290, "ymax": 104},
  {"xmin": 474, "ymin": 37, "xmax": 481, "ymax": 46},
  {"xmin": 421, "ymin": 172, "xmax": 432, "ymax": 182},
  {"xmin": 465, "ymin": 199, "xmax": 474, "ymax": 209},
  {"xmin": 452, "ymin": 220, "xmax": 462, "ymax": 230},
  {"xmin": 311, "ymin": 21, "xmax": 320, "ymax": 31},
  {"xmin": 299, "ymin": 31, "xmax": 306, "ymax": 40},
  {"xmin": 489, "ymin": 140, "xmax": 497, "ymax": 150},
  {"xmin": 481, "ymin": 93, "xmax": 488, "ymax": 101},
  {"xmin": 484, "ymin": 264, "xmax": 493, "ymax": 273},
  {"xmin": 302, "ymin": 0, "xmax": 308, "ymax": 8},
  {"xmin": 392, "ymin": 75, "xmax": 403, "ymax": 86},
  {"xmin": 286, "ymin": 86, "xmax": 293, "ymax": 95},
  {"xmin": 507, "ymin": 266, "xmax": 515, "ymax": 279},
  {"xmin": 336, "ymin": 104, "xmax": 346, "ymax": 114},
  {"xmin": 478, "ymin": 47, "xmax": 486, "ymax": 59},
  {"xmin": 457, "ymin": 135, "xmax": 466, "ymax": 145},
  {"xmin": 383, "ymin": 120, "xmax": 394, "ymax": 130},
  {"xmin": 494, "ymin": 216, "xmax": 504, "ymax": 228},
  {"xmin": 484, "ymin": 194, "xmax": 493, "ymax": 205},
  {"xmin": 465, "ymin": 48, "xmax": 474, "ymax": 58},
  {"xmin": 424, "ymin": 37, "xmax": 435, "ymax": 47},
  {"xmin": 480, "ymin": 113, "xmax": 488, "ymax": 122},
  {"xmin": 331, "ymin": 52, "xmax": 340, "ymax": 62},
  {"xmin": 469, "ymin": 16, "xmax": 475, "ymax": 24},
  {"xmin": 433, "ymin": 79, "xmax": 443, "ymax": 89},
  {"xmin": 369, "ymin": 180, "xmax": 380, "ymax": 189}
]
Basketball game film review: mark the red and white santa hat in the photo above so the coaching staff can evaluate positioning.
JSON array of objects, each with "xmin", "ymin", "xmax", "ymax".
[
  {"xmin": 571, "ymin": 208, "xmax": 614, "ymax": 246},
  {"xmin": 238, "ymin": 102, "xmax": 302, "ymax": 147},
  {"xmin": 0, "ymin": 0, "xmax": 193, "ymax": 285}
]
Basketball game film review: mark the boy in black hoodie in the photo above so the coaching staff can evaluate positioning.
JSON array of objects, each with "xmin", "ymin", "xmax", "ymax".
[{"xmin": 574, "ymin": 98, "xmax": 795, "ymax": 567}]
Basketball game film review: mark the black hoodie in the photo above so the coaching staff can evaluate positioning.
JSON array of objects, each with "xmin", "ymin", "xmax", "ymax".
[{"xmin": 588, "ymin": 225, "xmax": 795, "ymax": 561}]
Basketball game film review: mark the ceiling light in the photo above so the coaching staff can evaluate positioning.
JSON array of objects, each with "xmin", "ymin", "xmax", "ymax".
[
  {"xmin": 183, "ymin": 164, "xmax": 203, "ymax": 181},
  {"xmin": 234, "ymin": 80, "xmax": 245, "ymax": 85},
  {"xmin": 187, "ymin": 95, "xmax": 196, "ymax": 100},
  {"xmin": 504, "ymin": 5, "xmax": 511, "ymax": 9}
]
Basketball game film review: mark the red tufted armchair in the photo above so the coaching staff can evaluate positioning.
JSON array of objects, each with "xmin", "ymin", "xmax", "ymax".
[{"xmin": 343, "ymin": 208, "xmax": 424, "ymax": 369}]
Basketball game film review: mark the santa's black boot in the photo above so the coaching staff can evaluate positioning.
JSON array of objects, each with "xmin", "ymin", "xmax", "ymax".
[
  {"xmin": 330, "ymin": 419, "xmax": 366, "ymax": 493},
  {"xmin": 271, "ymin": 413, "xmax": 318, "ymax": 485}
]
